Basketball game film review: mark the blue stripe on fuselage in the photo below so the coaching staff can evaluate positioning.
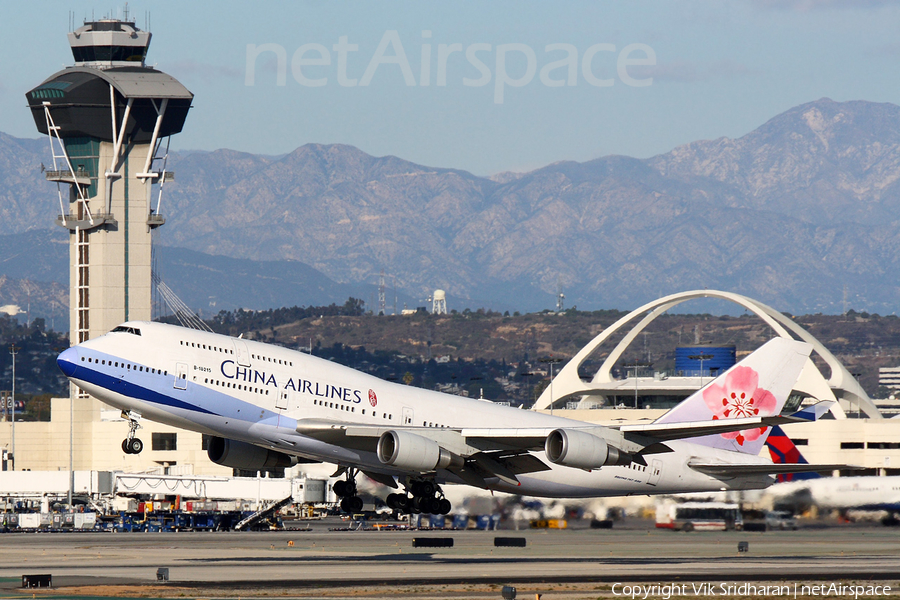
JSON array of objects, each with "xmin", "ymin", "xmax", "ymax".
[
  {"xmin": 74, "ymin": 363, "xmax": 217, "ymax": 415},
  {"xmin": 72, "ymin": 350, "xmax": 289, "ymax": 427}
]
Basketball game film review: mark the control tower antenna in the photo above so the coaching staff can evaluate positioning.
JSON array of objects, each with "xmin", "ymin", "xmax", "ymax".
[
  {"xmin": 27, "ymin": 12, "xmax": 192, "ymax": 417},
  {"xmin": 392, "ymin": 276, "xmax": 398, "ymax": 316},
  {"xmin": 556, "ymin": 277, "xmax": 565, "ymax": 313},
  {"xmin": 378, "ymin": 270, "xmax": 386, "ymax": 316}
]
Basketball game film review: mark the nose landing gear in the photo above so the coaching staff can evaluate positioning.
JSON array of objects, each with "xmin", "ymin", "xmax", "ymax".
[{"xmin": 121, "ymin": 410, "xmax": 143, "ymax": 455}]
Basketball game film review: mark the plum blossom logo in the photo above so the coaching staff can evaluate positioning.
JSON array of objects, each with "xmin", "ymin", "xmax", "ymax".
[{"xmin": 702, "ymin": 366, "xmax": 776, "ymax": 446}]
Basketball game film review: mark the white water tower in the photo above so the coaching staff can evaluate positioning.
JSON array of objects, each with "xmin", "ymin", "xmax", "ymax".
[{"xmin": 432, "ymin": 289, "xmax": 447, "ymax": 315}]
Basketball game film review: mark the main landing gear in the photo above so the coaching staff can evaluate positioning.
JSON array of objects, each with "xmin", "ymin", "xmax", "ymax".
[
  {"xmin": 333, "ymin": 469, "xmax": 364, "ymax": 513},
  {"xmin": 385, "ymin": 478, "xmax": 451, "ymax": 515},
  {"xmin": 334, "ymin": 474, "xmax": 452, "ymax": 516},
  {"xmin": 121, "ymin": 410, "xmax": 144, "ymax": 455}
]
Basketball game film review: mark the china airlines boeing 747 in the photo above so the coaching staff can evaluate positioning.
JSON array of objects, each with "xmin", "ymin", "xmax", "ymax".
[{"xmin": 57, "ymin": 322, "xmax": 844, "ymax": 514}]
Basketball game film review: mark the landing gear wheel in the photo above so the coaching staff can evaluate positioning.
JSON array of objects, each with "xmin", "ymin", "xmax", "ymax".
[
  {"xmin": 341, "ymin": 496, "xmax": 364, "ymax": 513},
  {"xmin": 333, "ymin": 480, "xmax": 350, "ymax": 498},
  {"xmin": 335, "ymin": 469, "xmax": 361, "ymax": 512},
  {"xmin": 412, "ymin": 480, "xmax": 435, "ymax": 497},
  {"xmin": 121, "ymin": 410, "xmax": 143, "ymax": 455},
  {"xmin": 386, "ymin": 493, "xmax": 410, "ymax": 511},
  {"xmin": 425, "ymin": 497, "xmax": 443, "ymax": 515},
  {"xmin": 406, "ymin": 478, "xmax": 449, "ymax": 515}
]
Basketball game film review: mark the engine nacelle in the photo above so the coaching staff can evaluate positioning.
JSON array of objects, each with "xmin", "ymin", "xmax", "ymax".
[
  {"xmin": 377, "ymin": 430, "xmax": 462, "ymax": 472},
  {"xmin": 544, "ymin": 428, "xmax": 624, "ymax": 469},
  {"xmin": 207, "ymin": 437, "xmax": 293, "ymax": 471}
]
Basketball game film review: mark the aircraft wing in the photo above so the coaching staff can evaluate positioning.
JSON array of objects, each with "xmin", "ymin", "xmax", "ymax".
[
  {"xmin": 297, "ymin": 418, "xmax": 556, "ymax": 452},
  {"xmin": 295, "ymin": 419, "xmax": 554, "ymax": 487},
  {"xmin": 297, "ymin": 416, "xmax": 814, "ymax": 453},
  {"xmin": 296, "ymin": 410, "xmax": 834, "ymax": 484},
  {"xmin": 687, "ymin": 461, "xmax": 863, "ymax": 477}
]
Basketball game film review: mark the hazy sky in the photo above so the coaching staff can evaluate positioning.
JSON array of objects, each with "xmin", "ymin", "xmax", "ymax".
[{"xmin": 4, "ymin": 1, "xmax": 899, "ymax": 175}]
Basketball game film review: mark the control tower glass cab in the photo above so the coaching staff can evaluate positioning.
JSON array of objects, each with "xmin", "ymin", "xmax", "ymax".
[
  {"xmin": 68, "ymin": 19, "xmax": 151, "ymax": 68},
  {"xmin": 26, "ymin": 18, "xmax": 192, "ymax": 350}
]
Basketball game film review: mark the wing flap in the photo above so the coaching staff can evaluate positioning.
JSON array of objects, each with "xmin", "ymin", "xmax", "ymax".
[
  {"xmin": 460, "ymin": 428, "xmax": 557, "ymax": 452},
  {"xmin": 501, "ymin": 453, "xmax": 553, "ymax": 475},
  {"xmin": 362, "ymin": 470, "xmax": 399, "ymax": 489},
  {"xmin": 295, "ymin": 419, "xmax": 382, "ymax": 452}
]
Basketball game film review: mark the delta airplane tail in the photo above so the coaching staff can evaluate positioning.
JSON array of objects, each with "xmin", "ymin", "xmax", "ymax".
[
  {"xmin": 766, "ymin": 425, "xmax": 821, "ymax": 483},
  {"xmin": 650, "ymin": 337, "xmax": 812, "ymax": 456}
]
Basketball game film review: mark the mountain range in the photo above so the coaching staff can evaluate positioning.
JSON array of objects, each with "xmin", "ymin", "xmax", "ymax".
[
  {"xmin": 2, "ymin": 97, "xmax": 899, "ymax": 319},
  {"xmin": 0, "ymin": 229, "xmax": 388, "ymax": 326}
]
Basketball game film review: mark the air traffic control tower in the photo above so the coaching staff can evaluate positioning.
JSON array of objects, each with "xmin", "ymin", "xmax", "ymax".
[{"xmin": 26, "ymin": 17, "xmax": 192, "ymax": 346}]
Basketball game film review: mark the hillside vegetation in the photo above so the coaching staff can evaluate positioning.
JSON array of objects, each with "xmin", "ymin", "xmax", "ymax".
[{"xmin": 204, "ymin": 304, "xmax": 900, "ymax": 401}]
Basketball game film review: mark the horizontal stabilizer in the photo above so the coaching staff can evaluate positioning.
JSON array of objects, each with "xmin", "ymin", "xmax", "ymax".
[
  {"xmin": 788, "ymin": 400, "xmax": 835, "ymax": 422},
  {"xmin": 688, "ymin": 461, "xmax": 863, "ymax": 477},
  {"xmin": 619, "ymin": 414, "xmax": 807, "ymax": 442}
]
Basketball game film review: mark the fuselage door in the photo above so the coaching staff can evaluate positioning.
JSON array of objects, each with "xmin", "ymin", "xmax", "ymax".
[
  {"xmin": 402, "ymin": 406, "xmax": 414, "ymax": 426},
  {"xmin": 648, "ymin": 459, "xmax": 663, "ymax": 486},
  {"xmin": 174, "ymin": 362, "xmax": 188, "ymax": 390},
  {"xmin": 232, "ymin": 339, "xmax": 251, "ymax": 367},
  {"xmin": 276, "ymin": 390, "xmax": 289, "ymax": 411}
]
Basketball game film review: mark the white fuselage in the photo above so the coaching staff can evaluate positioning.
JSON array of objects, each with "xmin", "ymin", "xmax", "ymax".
[
  {"xmin": 770, "ymin": 476, "xmax": 900, "ymax": 511},
  {"xmin": 58, "ymin": 321, "xmax": 776, "ymax": 498}
]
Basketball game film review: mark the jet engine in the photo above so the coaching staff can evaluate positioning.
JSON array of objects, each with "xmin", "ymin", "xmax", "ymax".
[
  {"xmin": 377, "ymin": 430, "xmax": 462, "ymax": 472},
  {"xmin": 207, "ymin": 437, "xmax": 293, "ymax": 470},
  {"xmin": 544, "ymin": 428, "xmax": 625, "ymax": 469}
]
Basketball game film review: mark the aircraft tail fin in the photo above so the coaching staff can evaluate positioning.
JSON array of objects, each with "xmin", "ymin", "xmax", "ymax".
[
  {"xmin": 765, "ymin": 425, "xmax": 821, "ymax": 483},
  {"xmin": 653, "ymin": 338, "xmax": 812, "ymax": 456}
]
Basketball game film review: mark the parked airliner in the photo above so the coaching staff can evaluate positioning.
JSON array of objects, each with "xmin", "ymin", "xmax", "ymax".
[
  {"xmin": 57, "ymin": 322, "xmax": 843, "ymax": 514},
  {"xmin": 767, "ymin": 426, "xmax": 900, "ymax": 521}
]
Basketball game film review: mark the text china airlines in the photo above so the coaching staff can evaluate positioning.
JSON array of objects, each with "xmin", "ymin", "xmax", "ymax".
[{"xmin": 219, "ymin": 359, "xmax": 365, "ymax": 404}]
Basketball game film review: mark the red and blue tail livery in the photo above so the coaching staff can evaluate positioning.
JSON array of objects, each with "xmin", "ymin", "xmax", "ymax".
[{"xmin": 766, "ymin": 425, "xmax": 821, "ymax": 483}]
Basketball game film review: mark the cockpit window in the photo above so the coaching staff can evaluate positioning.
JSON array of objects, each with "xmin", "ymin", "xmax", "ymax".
[{"xmin": 111, "ymin": 326, "xmax": 142, "ymax": 336}]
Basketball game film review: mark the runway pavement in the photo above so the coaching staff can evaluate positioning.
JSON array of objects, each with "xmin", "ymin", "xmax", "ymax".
[{"xmin": 0, "ymin": 519, "xmax": 897, "ymax": 599}]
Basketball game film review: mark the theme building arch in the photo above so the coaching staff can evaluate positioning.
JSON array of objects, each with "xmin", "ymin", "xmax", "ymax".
[{"xmin": 533, "ymin": 290, "xmax": 881, "ymax": 419}]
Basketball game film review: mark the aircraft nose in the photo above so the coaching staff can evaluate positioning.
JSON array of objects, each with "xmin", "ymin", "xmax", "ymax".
[{"xmin": 57, "ymin": 347, "xmax": 79, "ymax": 378}]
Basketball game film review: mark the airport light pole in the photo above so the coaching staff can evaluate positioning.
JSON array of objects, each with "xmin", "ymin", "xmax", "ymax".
[
  {"xmin": 69, "ymin": 382, "xmax": 74, "ymax": 508},
  {"xmin": 540, "ymin": 357, "xmax": 562, "ymax": 415},
  {"xmin": 689, "ymin": 353, "xmax": 714, "ymax": 389},
  {"xmin": 634, "ymin": 367, "xmax": 638, "ymax": 409},
  {"xmin": 624, "ymin": 363, "xmax": 644, "ymax": 409},
  {"xmin": 9, "ymin": 344, "xmax": 16, "ymax": 470}
]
